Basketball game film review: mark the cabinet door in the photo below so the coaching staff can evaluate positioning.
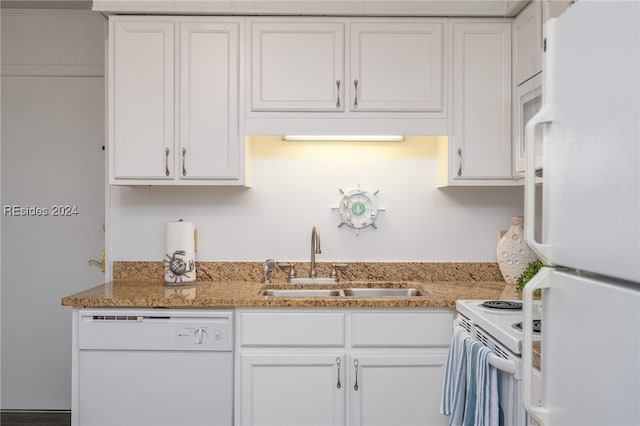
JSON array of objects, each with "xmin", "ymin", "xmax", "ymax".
[
  {"xmin": 240, "ymin": 354, "xmax": 345, "ymax": 426},
  {"xmin": 513, "ymin": 1, "xmax": 542, "ymax": 86},
  {"xmin": 451, "ymin": 22, "xmax": 512, "ymax": 180},
  {"xmin": 350, "ymin": 21, "xmax": 444, "ymax": 112},
  {"xmin": 250, "ymin": 21, "xmax": 344, "ymax": 112},
  {"xmin": 178, "ymin": 21, "xmax": 240, "ymax": 180},
  {"xmin": 111, "ymin": 20, "xmax": 174, "ymax": 179},
  {"xmin": 349, "ymin": 354, "xmax": 449, "ymax": 426}
]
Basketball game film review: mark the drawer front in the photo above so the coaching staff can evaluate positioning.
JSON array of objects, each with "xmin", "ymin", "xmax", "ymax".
[
  {"xmin": 351, "ymin": 311, "xmax": 453, "ymax": 347},
  {"xmin": 240, "ymin": 312, "xmax": 345, "ymax": 347}
]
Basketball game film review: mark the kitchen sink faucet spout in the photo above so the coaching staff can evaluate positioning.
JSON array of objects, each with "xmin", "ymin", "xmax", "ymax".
[{"xmin": 310, "ymin": 226, "xmax": 321, "ymax": 278}]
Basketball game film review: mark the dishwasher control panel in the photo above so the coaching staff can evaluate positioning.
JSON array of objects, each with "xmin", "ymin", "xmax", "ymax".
[
  {"xmin": 78, "ymin": 309, "xmax": 233, "ymax": 351},
  {"xmin": 174, "ymin": 322, "xmax": 229, "ymax": 350}
]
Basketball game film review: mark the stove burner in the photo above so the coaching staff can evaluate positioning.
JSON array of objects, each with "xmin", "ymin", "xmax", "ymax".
[
  {"xmin": 480, "ymin": 300, "xmax": 523, "ymax": 310},
  {"xmin": 513, "ymin": 320, "xmax": 542, "ymax": 333}
]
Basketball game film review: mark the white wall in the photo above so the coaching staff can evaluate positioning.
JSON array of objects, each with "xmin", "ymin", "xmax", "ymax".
[{"xmin": 109, "ymin": 136, "xmax": 524, "ymax": 265}]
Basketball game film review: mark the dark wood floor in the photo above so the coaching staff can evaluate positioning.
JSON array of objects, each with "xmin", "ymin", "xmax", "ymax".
[{"xmin": 0, "ymin": 411, "xmax": 71, "ymax": 426}]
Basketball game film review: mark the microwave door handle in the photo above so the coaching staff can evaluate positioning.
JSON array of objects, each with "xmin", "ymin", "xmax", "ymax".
[{"xmin": 523, "ymin": 267, "xmax": 552, "ymax": 425}]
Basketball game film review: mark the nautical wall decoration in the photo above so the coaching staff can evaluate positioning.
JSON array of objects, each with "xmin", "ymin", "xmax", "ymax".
[
  {"xmin": 332, "ymin": 186, "xmax": 385, "ymax": 236},
  {"xmin": 164, "ymin": 220, "xmax": 197, "ymax": 284}
]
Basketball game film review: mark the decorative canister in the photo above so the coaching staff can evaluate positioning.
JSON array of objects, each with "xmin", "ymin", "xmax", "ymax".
[{"xmin": 496, "ymin": 216, "xmax": 537, "ymax": 284}]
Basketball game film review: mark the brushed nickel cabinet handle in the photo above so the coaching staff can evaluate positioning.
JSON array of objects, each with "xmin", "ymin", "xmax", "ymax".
[
  {"xmin": 457, "ymin": 147, "xmax": 463, "ymax": 177},
  {"xmin": 336, "ymin": 80, "xmax": 341, "ymax": 109},
  {"xmin": 182, "ymin": 147, "xmax": 187, "ymax": 177},
  {"xmin": 336, "ymin": 357, "xmax": 342, "ymax": 389},
  {"xmin": 353, "ymin": 79, "xmax": 359, "ymax": 109},
  {"xmin": 353, "ymin": 359, "xmax": 359, "ymax": 391},
  {"xmin": 165, "ymin": 148, "xmax": 170, "ymax": 177}
]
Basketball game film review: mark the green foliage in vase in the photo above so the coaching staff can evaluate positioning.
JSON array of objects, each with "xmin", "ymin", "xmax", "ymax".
[{"xmin": 516, "ymin": 260, "xmax": 544, "ymax": 292}]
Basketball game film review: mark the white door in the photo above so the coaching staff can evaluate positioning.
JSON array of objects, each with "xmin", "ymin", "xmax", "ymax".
[
  {"xmin": 249, "ymin": 20, "xmax": 345, "ymax": 112},
  {"xmin": 1, "ymin": 76, "xmax": 105, "ymax": 409},
  {"xmin": 240, "ymin": 354, "xmax": 345, "ymax": 426},
  {"xmin": 349, "ymin": 354, "xmax": 449, "ymax": 426},
  {"xmin": 531, "ymin": 2, "xmax": 640, "ymax": 281},
  {"xmin": 350, "ymin": 21, "xmax": 444, "ymax": 112},
  {"xmin": 178, "ymin": 20, "xmax": 240, "ymax": 180},
  {"xmin": 523, "ymin": 269, "xmax": 640, "ymax": 425},
  {"xmin": 111, "ymin": 19, "xmax": 174, "ymax": 180}
]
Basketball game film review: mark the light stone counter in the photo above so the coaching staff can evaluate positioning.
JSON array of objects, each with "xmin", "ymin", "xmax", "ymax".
[{"xmin": 63, "ymin": 261, "xmax": 520, "ymax": 308}]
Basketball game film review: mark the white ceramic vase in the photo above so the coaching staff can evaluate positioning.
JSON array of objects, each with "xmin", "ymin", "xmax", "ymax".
[{"xmin": 496, "ymin": 216, "xmax": 537, "ymax": 284}]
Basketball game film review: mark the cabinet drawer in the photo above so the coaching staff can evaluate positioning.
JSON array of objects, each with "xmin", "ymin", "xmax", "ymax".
[
  {"xmin": 351, "ymin": 311, "xmax": 453, "ymax": 347},
  {"xmin": 240, "ymin": 312, "xmax": 345, "ymax": 347}
]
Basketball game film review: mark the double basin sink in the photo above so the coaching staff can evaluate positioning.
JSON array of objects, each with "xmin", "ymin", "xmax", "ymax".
[{"xmin": 259, "ymin": 284, "xmax": 426, "ymax": 298}]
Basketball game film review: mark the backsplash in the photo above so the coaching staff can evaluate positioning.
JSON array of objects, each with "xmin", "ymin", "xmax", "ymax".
[{"xmin": 113, "ymin": 261, "xmax": 505, "ymax": 283}]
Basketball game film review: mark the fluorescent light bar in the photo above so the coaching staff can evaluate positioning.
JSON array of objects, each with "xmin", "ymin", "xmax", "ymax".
[{"xmin": 281, "ymin": 135, "xmax": 405, "ymax": 142}]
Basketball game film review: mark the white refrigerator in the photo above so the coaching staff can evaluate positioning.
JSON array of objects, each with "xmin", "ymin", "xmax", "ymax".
[{"xmin": 521, "ymin": 1, "xmax": 640, "ymax": 425}]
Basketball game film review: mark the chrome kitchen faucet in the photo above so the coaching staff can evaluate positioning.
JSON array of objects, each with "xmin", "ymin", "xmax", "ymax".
[{"xmin": 310, "ymin": 225, "xmax": 321, "ymax": 278}]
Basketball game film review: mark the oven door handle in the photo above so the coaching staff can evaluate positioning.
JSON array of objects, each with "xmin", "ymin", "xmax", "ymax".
[
  {"xmin": 488, "ymin": 353, "xmax": 516, "ymax": 374},
  {"xmin": 453, "ymin": 319, "xmax": 516, "ymax": 374},
  {"xmin": 523, "ymin": 267, "xmax": 552, "ymax": 425}
]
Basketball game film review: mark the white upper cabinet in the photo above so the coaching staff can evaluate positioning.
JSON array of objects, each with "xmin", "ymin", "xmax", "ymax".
[
  {"xmin": 349, "ymin": 21, "xmax": 443, "ymax": 112},
  {"xmin": 248, "ymin": 18, "xmax": 445, "ymax": 115},
  {"xmin": 109, "ymin": 16, "xmax": 246, "ymax": 186},
  {"xmin": 178, "ymin": 21, "xmax": 241, "ymax": 180},
  {"xmin": 250, "ymin": 21, "xmax": 345, "ymax": 112},
  {"xmin": 513, "ymin": 0, "xmax": 542, "ymax": 86},
  {"xmin": 444, "ymin": 20, "xmax": 512, "ymax": 185},
  {"xmin": 111, "ymin": 20, "xmax": 175, "ymax": 180}
]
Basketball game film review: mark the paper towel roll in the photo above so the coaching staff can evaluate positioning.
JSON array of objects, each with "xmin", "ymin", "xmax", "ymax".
[{"xmin": 164, "ymin": 220, "xmax": 196, "ymax": 284}]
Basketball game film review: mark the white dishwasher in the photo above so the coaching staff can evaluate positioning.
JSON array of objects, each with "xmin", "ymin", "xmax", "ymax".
[{"xmin": 73, "ymin": 308, "xmax": 233, "ymax": 426}]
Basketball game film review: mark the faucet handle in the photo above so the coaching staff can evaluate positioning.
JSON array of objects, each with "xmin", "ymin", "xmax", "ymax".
[
  {"xmin": 278, "ymin": 262, "xmax": 297, "ymax": 282},
  {"xmin": 330, "ymin": 263, "xmax": 348, "ymax": 280}
]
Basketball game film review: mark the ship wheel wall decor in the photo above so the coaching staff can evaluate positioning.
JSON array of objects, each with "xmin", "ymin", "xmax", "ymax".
[{"xmin": 333, "ymin": 187, "xmax": 384, "ymax": 235}]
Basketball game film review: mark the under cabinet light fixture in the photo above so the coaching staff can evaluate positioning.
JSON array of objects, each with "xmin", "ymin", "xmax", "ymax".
[{"xmin": 281, "ymin": 135, "xmax": 405, "ymax": 142}]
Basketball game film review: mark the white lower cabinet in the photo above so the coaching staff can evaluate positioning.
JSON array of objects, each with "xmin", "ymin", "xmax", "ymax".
[
  {"xmin": 236, "ymin": 309, "xmax": 453, "ymax": 426},
  {"xmin": 349, "ymin": 354, "xmax": 449, "ymax": 426},
  {"xmin": 240, "ymin": 354, "xmax": 346, "ymax": 426}
]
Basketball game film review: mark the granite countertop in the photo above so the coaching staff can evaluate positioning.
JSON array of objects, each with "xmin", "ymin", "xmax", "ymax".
[
  {"xmin": 64, "ymin": 260, "xmax": 520, "ymax": 308},
  {"xmin": 61, "ymin": 279, "xmax": 520, "ymax": 309}
]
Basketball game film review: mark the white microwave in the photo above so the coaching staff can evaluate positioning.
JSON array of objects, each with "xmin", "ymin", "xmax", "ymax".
[{"xmin": 513, "ymin": 72, "xmax": 543, "ymax": 176}]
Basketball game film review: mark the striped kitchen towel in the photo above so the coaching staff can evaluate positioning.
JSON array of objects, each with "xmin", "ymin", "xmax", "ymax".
[{"xmin": 441, "ymin": 325, "xmax": 471, "ymax": 425}]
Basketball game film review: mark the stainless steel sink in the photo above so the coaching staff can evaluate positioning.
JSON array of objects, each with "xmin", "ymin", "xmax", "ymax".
[
  {"xmin": 259, "ymin": 289, "xmax": 342, "ymax": 297},
  {"xmin": 342, "ymin": 288, "xmax": 424, "ymax": 297}
]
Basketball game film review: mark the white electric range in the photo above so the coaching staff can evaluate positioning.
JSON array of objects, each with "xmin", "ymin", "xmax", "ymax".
[
  {"xmin": 456, "ymin": 299, "xmax": 542, "ymax": 360},
  {"xmin": 451, "ymin": 299, "xmax": 543, "ymax": 425}
]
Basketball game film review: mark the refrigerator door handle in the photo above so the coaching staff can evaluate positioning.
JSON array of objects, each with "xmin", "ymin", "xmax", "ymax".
[
  {"xmin": 524, "ymin": 19, "xmax": 559, "ymax": 264},
  {"xmin": 523, "ymin": 267, "xmax": 552, "ymax": 425},
  {"xmin": 524, "ymin": 103, "xmax": 552, "ymax": 262}
]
